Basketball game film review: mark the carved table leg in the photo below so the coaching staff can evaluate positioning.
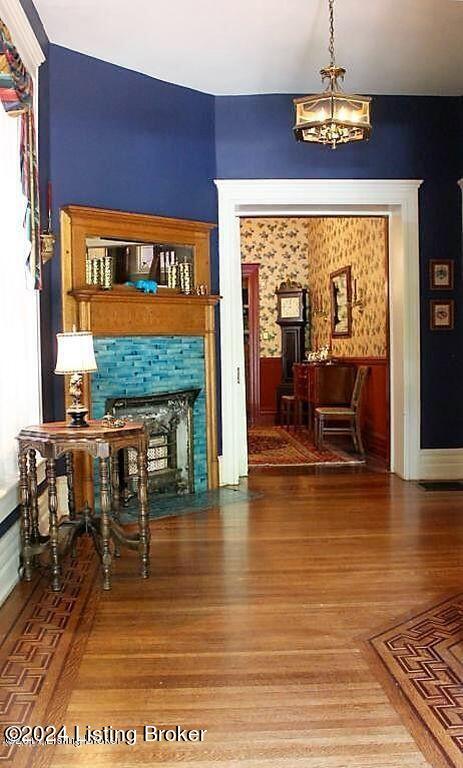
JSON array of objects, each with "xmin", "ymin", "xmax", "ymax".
[
  {"xmin": 28, "ymin": 449, "xmax": 40, "ymax": 544},
  {"xmin": 18, "ymin": 449, "xmax": 33, "ymax": 581},
  {"xmin": 46, "ymin": 458, "xmax": 61, "ymax": 592},
  {"xmin": 137, "ymin": 443, "xmax": 150, "ymax": 579},
  {"xmin": 99, "ymin": 457, "xmax": 112, "ymax": 590},
  {"xmin": 65, "ymin": 451, "xmax": 78, "ymax": 558},
  {"xmin": 65, "ymin": 451, "xmax": 76, "ymax": 521},
  {"xmin": 110, "ymin": 452, "xmax": 121, "ymax": 558}
]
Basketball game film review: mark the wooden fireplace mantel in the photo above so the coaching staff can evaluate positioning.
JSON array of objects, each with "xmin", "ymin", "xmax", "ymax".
[
  {"xmin": 70, "ymin": 286, "xmax": 219, "ymax": 337},
  {"xmin": 60, "ymin": 206, "xmax": 219, "ymax": 502}
]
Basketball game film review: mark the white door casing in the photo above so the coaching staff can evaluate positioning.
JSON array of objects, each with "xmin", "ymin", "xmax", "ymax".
[{"xmin": 215, "ymin": 179, "xmax": 423, "ymax": 484}]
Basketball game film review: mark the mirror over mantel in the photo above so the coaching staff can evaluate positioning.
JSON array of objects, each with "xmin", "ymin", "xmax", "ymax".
[{"xmin": 60, "ymin": 205, "xmax": 217, "ymax": 333}]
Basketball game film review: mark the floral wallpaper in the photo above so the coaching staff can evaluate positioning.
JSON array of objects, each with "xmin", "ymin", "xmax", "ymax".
[
  {"xmin": 240, "ymin": 216, "xmax": 388, "ymax": 358},
  {"xmin": 307, "ymin": 217, "xmax": 388, "ymax": 358},
  {"xmin": 240, "ymin": 218, "xmax": 311, "ymax": 357}
]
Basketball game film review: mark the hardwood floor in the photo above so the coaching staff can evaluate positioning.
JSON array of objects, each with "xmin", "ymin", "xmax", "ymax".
[{"xmin": 3, "ymin": 470, "xmax": 463, "ymax": 767}]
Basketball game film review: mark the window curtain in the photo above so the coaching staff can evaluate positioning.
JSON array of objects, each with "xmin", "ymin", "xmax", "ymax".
[{"xmin": 0, "ymin": 18, "xmax": 41, "ymax": 289}]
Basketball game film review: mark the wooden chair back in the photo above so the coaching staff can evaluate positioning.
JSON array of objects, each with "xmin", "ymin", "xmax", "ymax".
[{"xmin": 350, "ymin": 366, "xmax": 369, "ymax": 413}]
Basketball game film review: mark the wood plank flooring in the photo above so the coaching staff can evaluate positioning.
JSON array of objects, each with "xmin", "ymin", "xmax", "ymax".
[{"xmin": 3, "ymin": 470, "xmax": 463, "ymax": 767}]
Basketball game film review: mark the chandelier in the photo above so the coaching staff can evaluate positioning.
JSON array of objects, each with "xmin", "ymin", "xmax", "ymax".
[{"xmin": 293, "ymin": 0, "xmax": 371, "ymax": 149}]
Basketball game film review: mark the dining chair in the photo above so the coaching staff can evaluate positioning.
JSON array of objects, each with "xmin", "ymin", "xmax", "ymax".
[{"xmin": 314, "ymin": 366, "xmax": 369, "ymax": 455}]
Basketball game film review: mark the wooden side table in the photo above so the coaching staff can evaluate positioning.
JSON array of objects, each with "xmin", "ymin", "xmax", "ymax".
[{"xmin": 16, "ymin": 420, "xmax": 150, "ymax": 591}]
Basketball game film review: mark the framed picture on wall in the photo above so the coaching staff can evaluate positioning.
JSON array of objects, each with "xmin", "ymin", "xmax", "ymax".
[
  {"xmin": 330, "ymin": 265, "xmax": 352, "ymax": 338},
  {"xmin": 430, "ymin": 299, "xmax": 454, "ymax": 330},
  {"xmin": 429, "ymin": 260, "xmax": 454, "ymax": 290}
]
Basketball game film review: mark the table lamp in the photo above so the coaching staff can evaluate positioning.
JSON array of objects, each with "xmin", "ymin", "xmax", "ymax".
[{"xmin": 55, "ymin": 328, "xmax": 98, "ymax": 428}]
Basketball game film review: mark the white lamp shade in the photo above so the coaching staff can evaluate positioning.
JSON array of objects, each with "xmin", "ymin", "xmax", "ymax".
[{"xmin": 55, "ymin": 331, "xmax": 98, "ymax": 374}]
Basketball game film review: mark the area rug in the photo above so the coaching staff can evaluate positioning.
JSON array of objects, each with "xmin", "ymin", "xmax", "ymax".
[
  {"xmin": 365, "ymin": 593, "xmax": 463, "ymax": 768},
  {"xmin": 248, "ymin": 425, "xmax": 364, "ymax": 467}
]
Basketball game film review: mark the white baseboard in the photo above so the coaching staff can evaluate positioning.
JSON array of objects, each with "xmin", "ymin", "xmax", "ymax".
[{"xmin": 417, "ymin": 449, "xmax": 463, "ymax": 480}]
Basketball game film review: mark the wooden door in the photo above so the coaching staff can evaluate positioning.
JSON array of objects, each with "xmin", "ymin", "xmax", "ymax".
[{"xmin": 242, "ymin": 264, "xmax": 260, "ymax": 426}]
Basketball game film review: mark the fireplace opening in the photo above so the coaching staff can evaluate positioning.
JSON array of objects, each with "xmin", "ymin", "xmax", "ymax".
[{"xmin": 106, "ymin": 389, "xmax": 200, "ymax": 499}]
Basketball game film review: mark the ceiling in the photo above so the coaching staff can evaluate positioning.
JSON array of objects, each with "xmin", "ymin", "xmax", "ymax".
[{"xmin": 34, "ymin": 0, "xmax": 463, "ymax": 96}]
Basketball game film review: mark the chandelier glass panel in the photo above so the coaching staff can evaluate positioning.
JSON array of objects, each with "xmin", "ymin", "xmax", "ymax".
[{"xmin": 293, "ymin": 0, "xmax": 371, "ymax": 149}]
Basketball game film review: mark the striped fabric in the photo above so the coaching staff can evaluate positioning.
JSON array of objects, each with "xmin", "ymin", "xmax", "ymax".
[{"xmin": 0, "ymin": 19, "xmax": 41, "ymax": 289}]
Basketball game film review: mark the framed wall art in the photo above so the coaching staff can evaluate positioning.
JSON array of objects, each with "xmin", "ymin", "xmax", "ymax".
[
  {"xmin": 330, "ymin": 265, "xmax": 352, "ymax": 338},
  {"xmin": 429, "ymin": 260, "xmax": 454, "ymax": 290},
  {"xmin": 430, "ymin": 299, "xmax": 454, "ymax": 331}
]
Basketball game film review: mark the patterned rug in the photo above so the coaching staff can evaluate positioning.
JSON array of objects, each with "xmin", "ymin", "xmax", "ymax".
[
  {"xmin": 366, "ymin": 593, "xmax": 463, "ymax": 768},
  {"xmin": 248, "ymin": 425, "xmax": 364, "ymax": 467}
]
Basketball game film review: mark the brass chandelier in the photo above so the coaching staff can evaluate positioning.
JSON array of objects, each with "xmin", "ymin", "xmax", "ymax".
[{"xmin": 293, "ymin": 0, "xmax": 371, "ymax": 149}]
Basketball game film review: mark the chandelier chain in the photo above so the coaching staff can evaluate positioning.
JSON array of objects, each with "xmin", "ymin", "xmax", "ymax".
[{"xmin": 328, "ymin": 0, "xmax": 335, "ymax": 68}]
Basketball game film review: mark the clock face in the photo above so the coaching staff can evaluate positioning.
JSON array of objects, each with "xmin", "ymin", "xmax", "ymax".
[{"xmin": 280, "ymin": 296, "xmax": 300, "ymax": 319}]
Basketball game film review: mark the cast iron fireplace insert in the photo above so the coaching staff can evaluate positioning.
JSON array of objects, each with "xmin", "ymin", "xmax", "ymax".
[{"xmin": 106, "ymin": 389, "xmax": 200, "ymax": 498}]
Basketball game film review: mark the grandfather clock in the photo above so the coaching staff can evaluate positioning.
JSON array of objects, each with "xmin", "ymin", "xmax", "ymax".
[{"xmin": 276, "ymin": 281, "xmax": 307, "ymax": 412}]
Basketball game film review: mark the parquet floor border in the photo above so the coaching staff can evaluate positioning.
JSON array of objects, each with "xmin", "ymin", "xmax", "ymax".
[
  {"xmin": 365, "ymin": 593, "xmax": 463, "ymax": 768},
  {"xmin": 0, "ymin": 542, "xmax": 99, "ymax": 768}
]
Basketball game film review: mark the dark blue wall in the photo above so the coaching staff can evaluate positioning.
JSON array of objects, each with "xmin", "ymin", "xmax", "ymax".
[
  {"xmin": 215, "ymin": 94, "xmax": 463, "ymax": 449},
  {"xmin": 43, "ymin": 44, "xmax": 217, "ymax": 419},
  {"xmin": 38, "ymin": 40, "xmax": 462, "ymax": 448}
]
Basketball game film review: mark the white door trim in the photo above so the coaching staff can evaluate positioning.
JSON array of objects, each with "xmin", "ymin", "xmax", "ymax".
[{"xmin": 215, "ymin": 178, "xmax": 423, "ymax": 484}]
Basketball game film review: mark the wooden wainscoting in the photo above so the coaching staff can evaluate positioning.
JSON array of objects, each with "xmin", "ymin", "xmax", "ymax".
[
  {"xmin": 259, "ymin": 357, "xmax": 282, "ymax": 425},
  {"xmin": 255, "ymin": 356, "xmax": 389, "ymax": 465},
  {"xmin": 339, "ymin": 356, "xmax": 389, "ymax": 465}
]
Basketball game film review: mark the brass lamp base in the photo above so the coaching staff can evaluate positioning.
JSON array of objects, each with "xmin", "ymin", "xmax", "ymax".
[
  {"xmin": 66, "ymin": 372, "xmax": 90, "ymax": 428},
  {"xmin": 66, "ymin": 406, "xmax": 90, "ymax": 428}
]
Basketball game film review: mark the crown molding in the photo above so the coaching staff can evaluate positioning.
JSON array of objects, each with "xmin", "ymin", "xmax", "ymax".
[{"xmin": 0, "ymin": 0, "xmax": 45, "ymax": 73}]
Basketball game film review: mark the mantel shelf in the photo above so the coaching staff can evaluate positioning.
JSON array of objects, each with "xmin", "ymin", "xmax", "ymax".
[
  {"xmin": 70, "ymin": 286, "xmax": 221, "ymax": 306},
  {"xmin": 70, "ymin": 285, "xmax": 219, "ymax": 337}
]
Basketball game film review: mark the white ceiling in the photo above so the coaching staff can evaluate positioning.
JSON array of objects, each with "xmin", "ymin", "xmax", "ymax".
[{"xmin": 34, "ymin": 0, "xmax": 463, "ymax": 96}]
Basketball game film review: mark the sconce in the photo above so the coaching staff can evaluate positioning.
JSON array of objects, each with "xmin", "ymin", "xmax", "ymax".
[
  {"xmin": 351, "ymin": 278, "xmax": 366, "ymax": 314},
  {"xmin": 40, "ymin": 182, "xmax": 55, "ymax": 264}
]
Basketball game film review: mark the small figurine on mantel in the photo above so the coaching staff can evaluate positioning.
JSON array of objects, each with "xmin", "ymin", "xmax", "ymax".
[{"xmin": 125, "ymin": 279, "xmax": 158, "ymax": 294}]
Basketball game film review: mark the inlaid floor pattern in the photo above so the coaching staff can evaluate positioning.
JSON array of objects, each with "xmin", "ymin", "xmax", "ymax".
[{"xmin": 367, "ymin": 593, "xmax": 463, "ymax": 768}]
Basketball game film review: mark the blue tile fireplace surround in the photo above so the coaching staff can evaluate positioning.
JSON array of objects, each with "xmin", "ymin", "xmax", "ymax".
[{"xmin": 91, "ymin": 336, "xmax": 207, "ymax": 492}]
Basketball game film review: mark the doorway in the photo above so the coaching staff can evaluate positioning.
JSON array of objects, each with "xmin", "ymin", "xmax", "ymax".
[
  {"xmin": 240, "ymin": 215, "xmax": 390, "ymax": 470},
  {"xmin": 216, "ymin": 179, "xmax": 422, "ymax": 485}
]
